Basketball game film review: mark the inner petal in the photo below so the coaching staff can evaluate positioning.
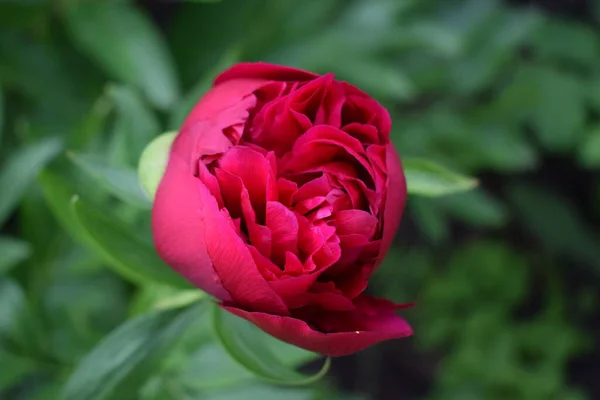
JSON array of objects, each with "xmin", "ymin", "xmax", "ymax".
[
  {"xmin": 265, "ymin": 201, "xmax": 299, "ymax": 266},
  {"xmin": 218, "ymin": 146, "xmax": 277, "ymax": 222},
  {"xmin": 284, "ymin": 125, "xmax": 375, "ymax": 189}
]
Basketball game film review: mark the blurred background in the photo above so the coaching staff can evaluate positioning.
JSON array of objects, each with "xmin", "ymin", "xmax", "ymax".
[{"xmin": 1, "ymin": 0, "xmax": 600, "ymax": 399}]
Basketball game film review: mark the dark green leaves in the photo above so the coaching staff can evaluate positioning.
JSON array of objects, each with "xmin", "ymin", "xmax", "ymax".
[
  {"xmin": 62, "ymin": 302, "xmax": 207, "ymax": 400},
  {"xmin": 528, "ymin": 67, "xmax": 586, "ymax": 152},
  {"xmin": 70, "ymin": 197, "xmax": 191, "ymax": 288},
  {"xmin": 0, "ymin": 138, "xmax": 62, "ymax": 226},
  {"xmin": 38, "ymin": 170, "xmax": 87, "ymax": 240},
  {"xmin": 106, "ymin": 85, "xmax": 161, "ymax": 166},
  {"xmin": 532, "ymin": 19, "xmax": 599, "ymax": 67},
  {"xmin": 0, "ymin": 278, "xmax": 45, "ymax": 356},
  {"xmin": 212, "ymin": 305, "xmax": 329, "ymax": 385},
  {"xmin": 0, "ymin": 236, "xmax": 31, "ymax": 274},
  {"xmin": 507, "ymin": 184, "xmax": 600, "ymax": 272},
  {"xmin": 403, "ymin": 157, "xmax": 478, "ymax": 197},
  {"xmin": 0, "ymin": 87, "xmax": 4, "ymax": 146},
  {"xmin": 169, "ymin": 49, "xmax": 239, "ymax": 129},
  {"xmin": 0, "ymin": 349, "xmax": 36, "ymax": 391},
  {"xmin": 64, "ymin": 1, "xmax": 180, "ymax": 110}
]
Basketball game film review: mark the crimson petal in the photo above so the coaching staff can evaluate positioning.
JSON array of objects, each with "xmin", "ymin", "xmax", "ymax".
[
  {"xmin": 221, "ymin": 294, "xmax": 413, "ymax": 357},
  {"xmin": 153, "ymin": 155, "xmax": 288, "ymax": 315}
]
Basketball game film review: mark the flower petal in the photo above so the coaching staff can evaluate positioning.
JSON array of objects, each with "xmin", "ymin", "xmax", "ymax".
[
  {"xmin": 153, "ymin": 155, "xmax": 288, "ymax": 315},
  {"xmin": 219, "ymin": 146, "xmax": 277, "ymax": 219},
  {"xmin": 376, "ymin": 145, "xmax": 406, "ymax": 269},
  {"xmin": 221, "ymin": 294, "xmax": 413, "ymax": 357}
]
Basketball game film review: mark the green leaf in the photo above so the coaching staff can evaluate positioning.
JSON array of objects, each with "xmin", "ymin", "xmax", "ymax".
[
  {"xmin": 533, "ymin": 19, "xmax": 599, "ymax": 67},
  {"xmin": 333, "ymin": 59, "xmax": 414, "ymax": 100},
  {"xmin": 0, "ymin": 236, "xmax": 32, "ymax": 274},
  {"xmin": 212, "ymin": 305, "xmax": 329, "ymax": 385},
  {"xmin": 588, "ymin": 76, "xmax": 600, "ymax": 110},
  {"xmin": 169, "ymin": 48, "xmax": 239, "ymax": 129},
  {"xmin": 61, "ymin": 302, "xmax": 206, "ymax": 400},
  {"xmin": 64, "ymin": 1, "xmax": 180, "ymax": 110},
  {"xmin": 578, "ymin": 126, "xmax": 600, "ymax": 168},
  {"xmin": 507, "ymin": 184, "xmax": 600, "ymax": 272},
  {"xmin": 0, "ymin": 87, "xmax": 4, "ymax": 147},
  {"xmin": 106, "ymin": 85, "xmax": 161, "ymax": 166},
  {"xmin": 180, "ymin": 343, "xmax": 254, "ymax": 390},
  {"xmin": 70, "ymin": 197, "xmax": 192, "ymax": 288},
  {"xmin": 130, "ymin": 283, "xmax": 206, "ymax": 316},
  {"xmin": 0, "ymin": 278, "xmax": 44, "ymax": 355},
  {"xmin": 441, "ymin": 189, "xmax": 509, "ymax": 228},
  {"xmin": 470, "ymin": 127, "xmax": 538, "ymax": 172},
  {"xmin": 67, "ymin": 152, "xmax": 151, "ymax": 209},
  {"xmin": 410, "ymin": 198, "xmax": 449, "ymax": 243},
  {"xmin": 0, "ymin": 349, "xmax": 37, "ymax": 390},
  {"xmin": 207, "ymin": 384, "xmax": 313, "ymax": 400},
  {"xmin": 529, "ymin": 67, "xmax": 586, "ymax": 152},
  {"xmin": 138, "ymin": 131, "xmax": 177, "ymax": 199},
  {"xmin": 38, "ymin": 170, "xmax": 86, "ymax": 241},
  {"xmin": 68, "ymin": 95, "xmax": 113, "ymax": 151},
  {"xmin": 0, "ymin": 137, "xmax": 62, "ymax": 226},
  {"xmin": 403, "ymin": 157, "xmax": 478, "ymax": 197}
]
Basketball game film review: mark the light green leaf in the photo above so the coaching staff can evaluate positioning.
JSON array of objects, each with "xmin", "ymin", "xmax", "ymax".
[
  {"xmin": 64, "ymin": 2, "xmax": 180, "ymax": 109},
  {"xmin": 182, "ymin": 326, "xmax": 321, "ymax": 391},
  {"xmin": 578, "ymin": 126, "xmax": 600, "ymax": 168},
  {"xmin": 130, "ymin": 283, "xmax": 206, "ymax": 316},
  {"xmin": 68, "ymin": 152, "xmax": 151, "ymax": 209},
  {"xmin": 0, "ymin": 236, "xmax": 32, "ymax": 274},
  {"xmin": 106, "ymin": 85, "xmax": 161, "ymax": 166},
  {"xmin": 70, "ymin": 197, "xmax": 192, "ymax": 288},
  {"xmin": 0, "ymin": 137, "xmax": 62, "ymax": 226},
  {"xmin": 138, "ymin": 131, "xmax": 177, "ymax": 199},
  {"xmin": 212, "ymin": 305, "xmax": 329, "ymax": 385},
  {"xmin": 181, "ymin": 343, "xmax": 254, "ymax": 390},
  {"xmin": 61, "ymin": 302, "xmax": 206, "ymax": 400},
  {"xmin": 403, "ymin": 157, "xmax": 478, "ymax": 197}
]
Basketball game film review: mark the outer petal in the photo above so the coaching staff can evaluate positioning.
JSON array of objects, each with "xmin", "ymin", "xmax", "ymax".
[
  {"xmin": 375, "ymin": 144, "xmax": 406, "ymax": 269},
  {"xmin": 181, "ymin": 79, "xmax": 265, "ymax": 132},
  {"xmin": 215, "ymin": 62, "xmax": 318, "ymax": 86},
  {"xmin": 221, "ymin": 295, "xmax": 413, "ymax": 357},
  {"xmin": 153, "ymin": 156, "xmax": 231, "ymax": 300},
  {"xmin": 152, "ymin": 155, "xmax": 289, "ymax": 315}
]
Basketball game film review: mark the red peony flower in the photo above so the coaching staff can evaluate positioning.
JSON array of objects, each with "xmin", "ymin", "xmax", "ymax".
[{"xmin": 152, "ymin": 62, "xmax": 412, "ymax": 357}]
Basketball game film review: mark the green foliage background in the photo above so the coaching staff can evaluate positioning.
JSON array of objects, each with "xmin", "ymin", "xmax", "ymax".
[{"xmin": 1, "ymin": 0, "xmax": 599, "ymax": 399}]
